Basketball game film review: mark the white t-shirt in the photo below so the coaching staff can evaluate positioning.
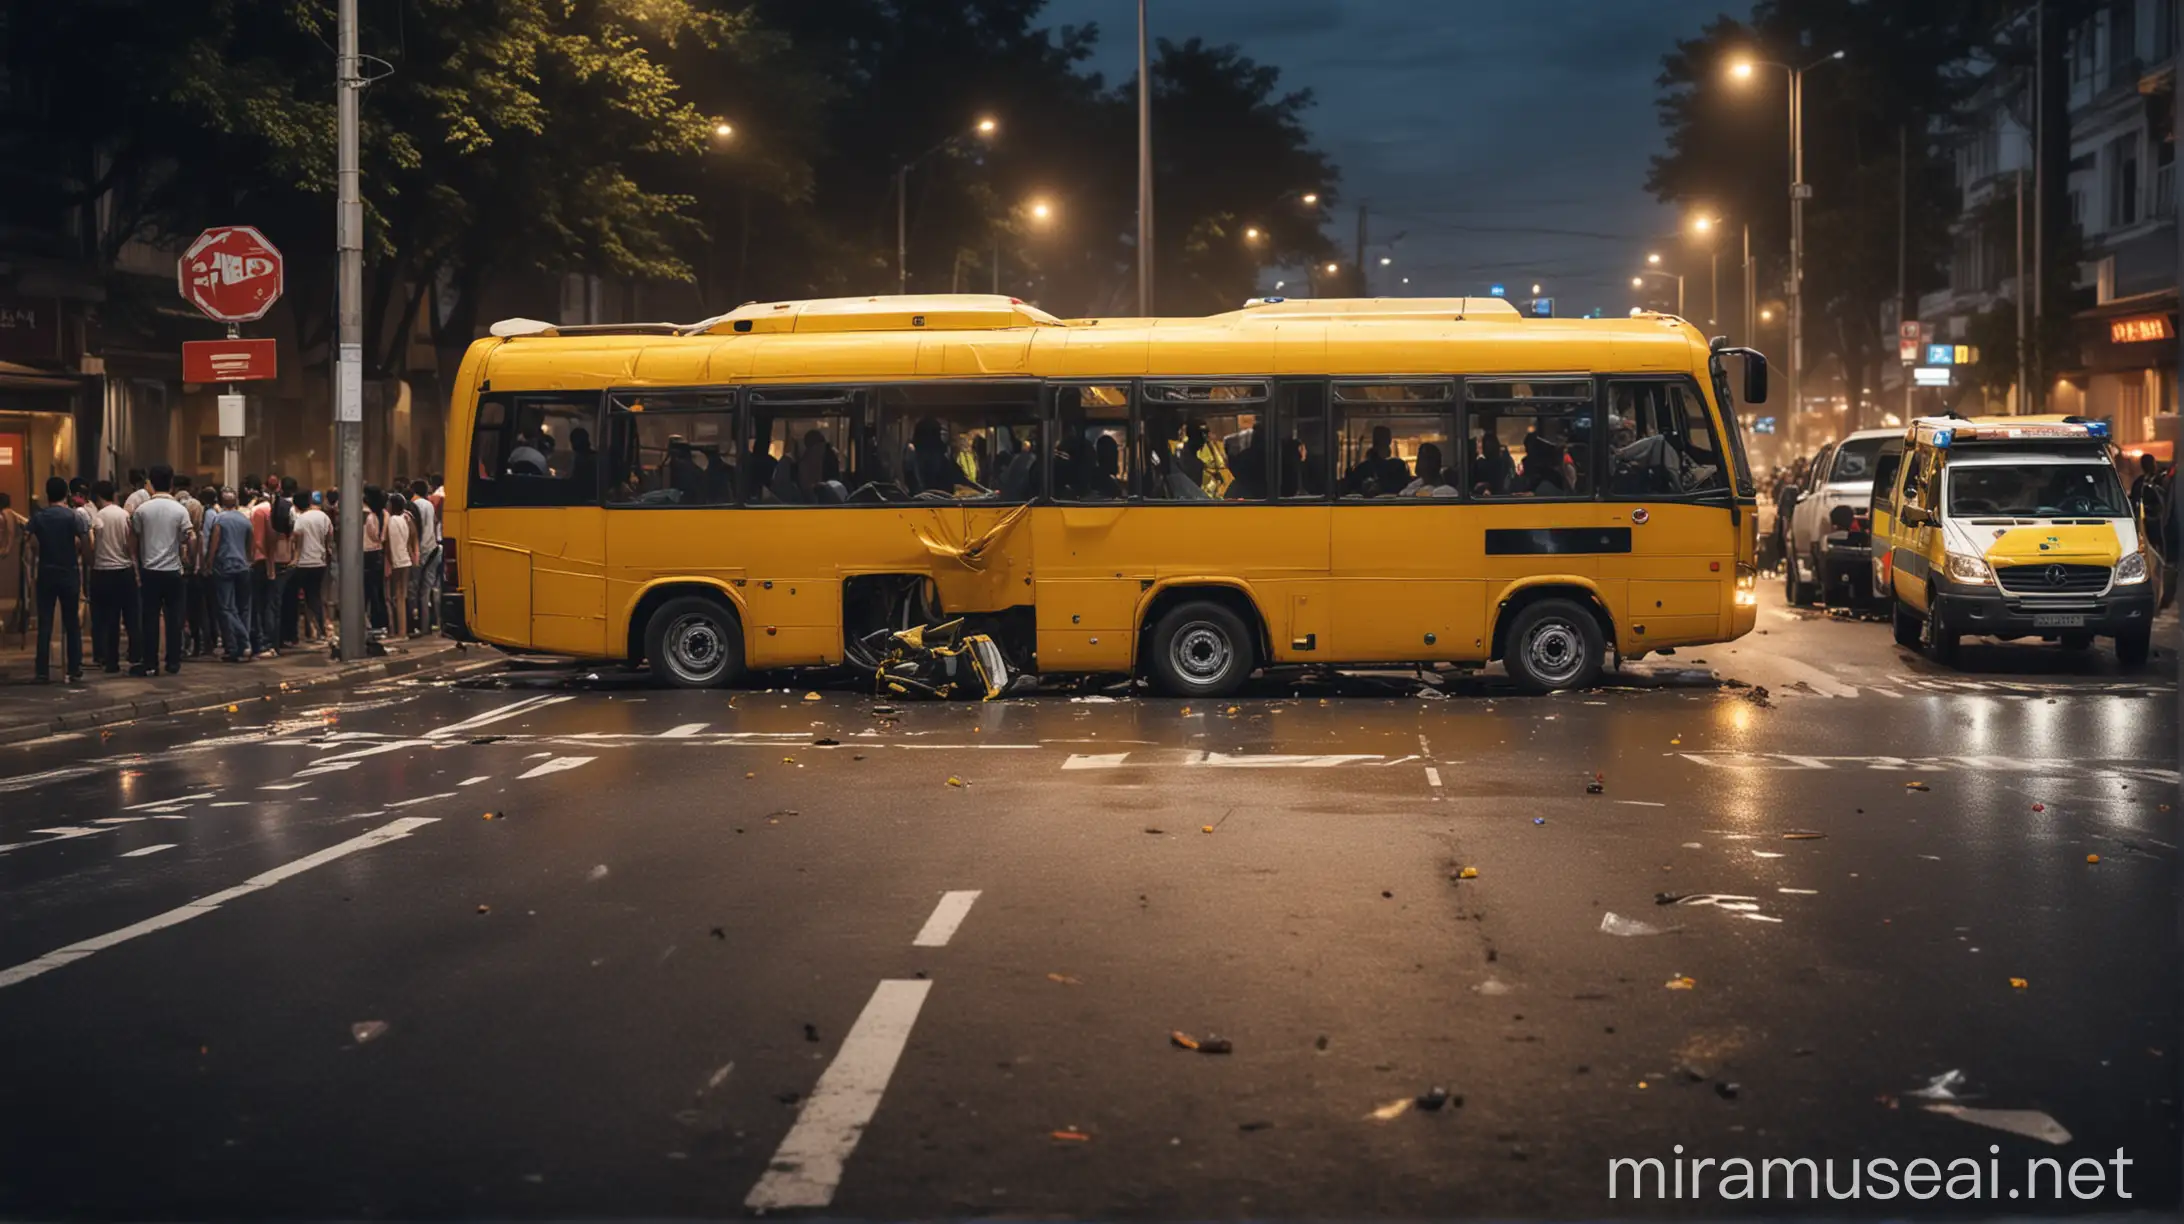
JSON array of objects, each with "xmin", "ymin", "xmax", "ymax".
[
  {"xmin": 292, "ymin": 507, "xmax": 332, "ymax": 567},
  {"xmin": 90, "ymin": 503, "xmax": 134, "ymax": 570},
  {"xmin": 122, "ymin": 488, "xmax": 149, "ymax": 514},
  {"xmin": 385, "ymin": 511, "xmax": 415, "ymax": 569},
  {"xmin": 131, "ymin": 494, "xmax": 192, "ymax": 572},
  {"xmin": 413, "ymin": 497, "xmax": 440, "ymax": 553}
]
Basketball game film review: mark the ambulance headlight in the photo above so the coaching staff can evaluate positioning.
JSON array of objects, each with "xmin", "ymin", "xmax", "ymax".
[
  {"xmin": 1944, "ymin": 552, "xmax": 1994, "ymax": 584},
  {"xmin": 2114, "ymin": 551, "xmax": 2148, "ymax": 585}
]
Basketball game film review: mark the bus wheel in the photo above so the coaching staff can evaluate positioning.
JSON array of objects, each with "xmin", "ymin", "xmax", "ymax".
[
  {"xmin": 1504, "ymin": 599, "xmax": 1604, "ymax": 695},
  {"xmin": 1148, "ymin": 600, "xmax": 1251, "ymax": 698},
  {"xmin": 2115, "ymin": 628, "xmax": 2151, "ymax": 669},
  {"xmin": 645, "ymin": 596, "xmax": 745, "ymax": 688},
  {"xmin": 1891, "ymin": 599, "xmax": 1922, "ymax": 648},
  {"xmin": 1921, "ymin": 607, "xmax": 1959, "ymax": 665}
]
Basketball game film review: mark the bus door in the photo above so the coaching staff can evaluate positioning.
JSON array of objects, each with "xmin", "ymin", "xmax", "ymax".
[
  {"xmin": 1035, "ymin": 382, "xmax": 1140, "ymax": 672},
  {"xmin": 1596, "ymin": 378, "xmax": 1739, "ymax": 645},
  {"xmin": 465, "ymin": 392, "xmax": 608, "ymax": 654},
  {"xmin": 1461, "ymin": 376, "xmax": 1615, "ymax": 643},
  {"xmin": 1326, "ymin": 379, "xmax": 1478, "ymax": 661}
]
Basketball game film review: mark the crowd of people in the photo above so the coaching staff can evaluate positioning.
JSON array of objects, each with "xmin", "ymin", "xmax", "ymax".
[{"xmin": 3, "ymin": 467, "xmax": 444, "ymax": 684}]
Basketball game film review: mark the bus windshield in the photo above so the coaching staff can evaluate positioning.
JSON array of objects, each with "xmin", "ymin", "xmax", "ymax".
[{"xmin": 1946, "ymin": 463, "xmax": 2129, "ymax": 518}]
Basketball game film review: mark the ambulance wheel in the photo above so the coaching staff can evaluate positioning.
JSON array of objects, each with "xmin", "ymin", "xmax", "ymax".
[
  {"xmin": 1503, "ymin": 599, "xmax": 1604, "ymax": 695},
  {"xmin": 1920, "ymin": 606, "xmax": 1959, "ymax": 665},
  {"xmin": 645, "ymin": 596, "xmax": 745, "ymax": 688},
  {"xmin": 1891, "ymin": 599, "xmax": 1922, "ymax": 648},
  {"xmin": 2115, "ymin": 628, "xmax": 2152, "ymax": 669},
  {"xmin": 1148, "ymin": 600, "xmax": 1252, "ymax": 698}
]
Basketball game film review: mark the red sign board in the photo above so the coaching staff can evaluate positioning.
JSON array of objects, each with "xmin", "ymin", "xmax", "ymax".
[
  {"xmin": 178, "ymin": 226, "xmax": 284, "ymax": 322},
  {"xmin": 2110, "ymin": 314, "xmax": 2174, "ymax": 344},
  {"xmin": 183, "ymin": 338, "xmax": 278, "ymax": 383}
]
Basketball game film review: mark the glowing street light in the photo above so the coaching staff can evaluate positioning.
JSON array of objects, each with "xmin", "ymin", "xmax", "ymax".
[
  {"xmin": 713, "ymin": 122, "xmax": 735, "ymax": 139},
  {"xmin": 1531, "ymin": 283, "xmax": 1542, "ymax": 295},
  {"xmin": 1760, "ymin": 308, "xmax": 1774, "ymax": 322},
  {"xmin": 1301, "ymin": 192, "xmax": 1319, "ymax": 205},
  {"xmin": 1244, "ymin": 226, "xmax": 1262, "ymax": 241},
  {"xmin": 976, "ymin": 116, "xmax": 998, "ymax": 136},
  {"xmin": 1324, "ymin": 262, "xmax": 1339, "ymax": 274},
  {"xmin": 1030, "ymin": 200, "xmax": 1052, "ymax": 223},
  {"xmin": 1631, "ymin": 277, "xmax": 1644, "ymax": 289},
  {"xmin": 1691, "ymin": 215, "xmax": 1714, "ymax": 234},
  {"xmin": 1647, "ymin": 252, "xmax": 1663, "ymax": 266},
  {"xmin": 1379, "ymin": 256, "xmax": 1392, "ymax": 266}
]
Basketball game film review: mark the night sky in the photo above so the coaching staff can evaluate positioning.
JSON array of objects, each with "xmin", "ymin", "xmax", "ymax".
[{"xmin": 1040, "ymin": 0, "xmax": 1749, "ymax": 317}]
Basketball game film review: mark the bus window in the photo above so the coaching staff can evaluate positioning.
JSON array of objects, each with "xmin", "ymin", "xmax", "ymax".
[
  {"xmin": 1605, "ymin": 381, "xmax": 1727, "ymax": 497},
  {"xmin": 745, "ymin": 388, "xmax": 874, "ymax": 505},
  {"xmin": 1141, "ymin": 381, "xmax": 1266, "ymax": 501},
  {"xmin": 1052, "ymin": 383, "xmax": 1131, "ymax": 502},
  {"xmin": 1464, "ymin": 378, "xmax": 1594, "ymax": 500},
  {"xmin": 878, "ymin": 383, "xmax": 1042, "ymax": 502},
  {"xmin": 469, "ymin": 393, "xmax": 604, "ymax": 507},
  {"xmin": 1333, "ymin": 381, "xmax": 1457, "ymax": 499},
  {"xmin": 606, "ymin": 391, "xmax": 738, "ymax": 507},
  {"xmin": 1271, "ymin": 382, "xmax": 1330, "ymax": 500}
]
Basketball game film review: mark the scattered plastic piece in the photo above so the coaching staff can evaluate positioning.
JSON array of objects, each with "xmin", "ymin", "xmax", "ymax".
[
  {"xmin": 803, "ymin": 1023, "xmax": 820, "ymax": 1043},
  {"xmin": 1368, "ymin": 1097, "xmax": 1414, "ymax": 1121},
  {"xmin": 1586, "ymin": 774, "xmax": 1605, "ymax": 794},
  {"xmin": 1169, "ymin": 1030, "xmax": 1231, "ymax": 1054},
  {"xmin": 1924, "ymin": 1105, "xmax": 2071, "ymax": 1145},
  {"xmin": 1457, "ymin": 866, "xmax": 1478, "ymax": 879},
  {"xmin": 226, "ymin": 704, "xmax": 239, "ymax": 713},
  {"xmin": 1532, "ymin": 817, "xmax": 1546, "ymax": 826},
  {"xmin": 1201, "ymin": 825, "xmax": 1214, "ymax": 834},
  {"xmin": 1782, "ymin": 831, "xmax": 1825, "ymax": 840},
  {"xmin": 1665, "ymin": 976, "xmax": 1696, "ymax": 990},
  {"xmin": 1473, "ymin": 979, "xmax": 1512, "ymax": 996},
  {"xmin": 2031, "ymin": 802, "xmax": 2046, "ymax": 812},
  {"xmin": 2009, "ymin": 977, "xmax": 2028, "ymax": 989},
  {"xmin": 802, "ymin": 692, "xmax": 821, "ymax": 701},
  {"xmin": 351, "ymin": 1020, "xmax": 389, "ymax": 1044},
  {"xmin": 586, "ymin": 864, "xmax": 609, "ymax": 882},
  {"xmin": 1715, "ymin": 1081, "xmax": 1740, "ymax": 1100},
  {"xmin": 1599, "ymin": 912, "xmax": 1667, "ymax": 937},
  {"xmin": 1905, "ymin": 781, "xmax": 1930, "ymax": 792},
  {"xmin": 1047, "ymin": 973, "xmax": 1081, "ymax": 985},
  {"xmin": 947, "ymin": 776, "xmax": 966, "ymax": 787},
  {"xmin": 2086, "ymin": 853, "xmax": 2100, "ymax": 864},
  {"xmin": 1416, "ymin": 1087, "xmax": 1450, "ymax": 1111},
  {"xmin": 813, "ymin": 737, "xmax": 840, "ymax": 747},
  {"xmin": 475, "ymin": 904, "xmax": 490, "ymax": 915},
  {"xmin": 1051, "ymin": 1130, "xmax": 1091, "ymax": 1142},
  {"xmin": 1908, "ymin": 1069, "xmax": 1967, "ymax": 1100}
]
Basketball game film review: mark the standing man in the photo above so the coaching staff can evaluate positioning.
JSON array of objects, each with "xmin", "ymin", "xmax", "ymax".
[
  {"xmin": 248, "ymin": 475, "xmax": 285, "ymax": 657},
  {"xmin": 129, "ymin": 465, "xmax": 192, "ymax": 676},
  {"xmin": 121, "ymin": 468, "xmax": 151, "ymax": 514},
  {"xmin": 205, "ymin": 487, "xmax": 255, "ymax": 663},
  {"xmin": 87, "ymin": 480, "xmax": 139, "ymax": 673},
  {"xmin": 408, "ymin": 477, "xmax": 440, "ymax": 635},
  {"xmin": 24, "ymin": 476, "xmax": 89, "ymax": 682},
  {"xmin": 289, "ymin": 488, "xmax": 332, "ymax": 642}
]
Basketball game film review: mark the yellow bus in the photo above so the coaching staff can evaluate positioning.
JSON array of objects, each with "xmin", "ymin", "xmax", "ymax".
[{"xmin": 440, "ymin": 294, "xmax": 1766, "ymax": 696}]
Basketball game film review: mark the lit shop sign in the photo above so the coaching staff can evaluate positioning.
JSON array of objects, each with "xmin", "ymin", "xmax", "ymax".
[
  {"xmin": 1913, "ymin": 366, "xmax": 1953, "ymax": 386},
  {"xmin": 2109, "ymin": 315, "xmax": 2173, "ymax": 344}
]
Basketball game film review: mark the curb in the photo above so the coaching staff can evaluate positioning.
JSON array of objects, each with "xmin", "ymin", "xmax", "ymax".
[{"xmin": 0, "ymin": 646, "xmax": 497, "ymax": 740}]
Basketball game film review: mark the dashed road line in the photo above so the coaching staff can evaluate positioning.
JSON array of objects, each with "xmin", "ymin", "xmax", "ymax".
[
  {"xmin": 126, "ymin": 793, "xmax": 213, "ymax": 810},
  {"xmin": 516, "ymin": 756, "xmax": 595, "ymax": 780},
  {"xmin": 660, "ymin": 722, "xmax": 709, "ymax": 737},
  {"xmin": 0, "ymin": 817, "xmax": 439, "ymax": 990},
  {"xmin": 386, "ymin": 792, "xmax": 458, "ymax": 808},
  {"xmin": 121, "ymin": 844, "xmax": 177, "ymax": 858},
  {"xmin": 425, "ymin": 694, "xmax": 575, "ymax": 739},
  {"xmin": 910, "ymin": 891, "xmax": 982, "ymax": 948},
  {"xmin": 458, "ymin": 775, "xmax": 491, "ymax": 786},
  {"xmin": 259, "ymin": 782, "xmax": 311, "ymax": 792},
  {"xmin": 1424, "ymin": 767, "xmax": 1443, "ymax": 788},
  {"xmin": 745, "ymin": 978, "xmax": 934, "ymax": 1210}
]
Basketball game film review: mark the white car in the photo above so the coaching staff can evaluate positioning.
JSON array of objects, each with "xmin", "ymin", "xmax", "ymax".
[{"xmin": 1783, "ymin": 428, "xmax": 1899, "ymax": 605}]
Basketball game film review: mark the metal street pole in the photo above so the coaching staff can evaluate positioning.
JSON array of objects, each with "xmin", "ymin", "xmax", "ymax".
[
  {"xmin": 1136, "ymin": 0, "xmax": 1153, "ymax": 315},
  {"xmin": 1743, "ymin": 223, "xmax": 1754, "ymax": 345},
  {"xmin": 335, "ymin": 0, "xmax": 365, "ymax": 660},
  {"xmin": 1789, "ymin": 65, "xmax": 1806, "ymax": 458},
  {"xmin": 1708, "ymin": 248, "xmax": 1719, "ymax": 326},
  {"xmin": 2032, "ymin": 0, "xmax": 2045, "ymax": 412},
  {"xmin": 2016, "ymin": 167, "xmax": 2028, "ymax": 414},
  {"xmin": 896, "ymin": 165, "xmax": 909, "ymax": 294},
  {"xmin": 1900, "ymin": 124, "xmax": 1912, "ymax": 423}
]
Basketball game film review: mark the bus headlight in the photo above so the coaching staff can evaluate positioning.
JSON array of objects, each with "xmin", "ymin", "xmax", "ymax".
[
  {"xmin": 2114, "ymin": 551, "xmax": 2149, "ymax": 585},
  {"xmin": 1734, "ymin": 562, "xmax": 1757, "ymax": 606},
  {"xmin": 1944, "ymin": 552, "xmax": 1994, "ymax": 585}
]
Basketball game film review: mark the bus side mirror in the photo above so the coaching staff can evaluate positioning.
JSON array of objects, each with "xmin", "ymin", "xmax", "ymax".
[{"xmin": 1743, "ymin": 354, "xmax": 1769, "ymax": 405}]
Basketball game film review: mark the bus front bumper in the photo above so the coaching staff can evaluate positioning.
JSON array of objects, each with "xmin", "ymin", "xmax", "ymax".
[{"xmin": 1932, "ymin": 581, "xmax": 2157, "ymax": 638}]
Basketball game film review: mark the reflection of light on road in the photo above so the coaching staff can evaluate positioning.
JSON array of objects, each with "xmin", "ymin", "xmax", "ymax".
[
  {"xmin": 2020, "ymin": 692, "xmax": 2061, "ymax": 750},
  {"xmin": 1957, "ymin": 696, "xmax": 2001, "ymax": 754}
]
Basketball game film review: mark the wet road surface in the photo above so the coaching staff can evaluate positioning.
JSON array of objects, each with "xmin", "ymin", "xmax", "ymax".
[{"xmin": 1, "ymin": 588, "xmax": 2177, "ymax": 1217}]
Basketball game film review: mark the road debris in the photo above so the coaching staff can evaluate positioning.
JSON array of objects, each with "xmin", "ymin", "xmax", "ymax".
[
  {"xmin": 1367, "ymin": 1097, "xmax": 1414, "ymax": 1121},
  {"xmin": 351, "ymin": 1020, "xmax": 389, "ymax": 1044},
  {"xmin": 1715, "ymin": 1082, "xmax": 1740, "ymax": 1100},
  {"xmin": 1200, "ymin": 825, "xmax": 1214, "ymax": 834},
  {"xmin": 1782, "ymin": 830, "xmax": 1826, "ymax": 840},
  {"xmin": 1599, "ymin": 912, "xmax": 1668, "ymax": 937},
  {"xmin": 1908, "ymin": 1069, "xmax": 1967, "ymax": 1101},
  {"xmin": 1586, "ymin": 773, "xmax": 1605, "ymax": 794},
  {"xmin": 2031, "ymin": 802, "xmax": 2046, "ymax": 812},
  {"xmin": 475, "ymin": 904, "xmax": 490, "ymax": 915},
  {"xmin": 1047, "ymin": 973, "xmax": 1081, "ymax": 985},
  {"xmin": 803, "ymin": 1023, "xmax": 820, "ymax": 1043},
  {"xmin": 1456, "ymin": 866, "xmax": 1478, "ymax": 879},
  {"xmin": 1169, "ymin": 1030, "xmax": 1233, "ymax": 1054},
  {"xmin": 1924, "ymin": 1105, "xmax": 2072, "ymax": 1145},
  {"xmin": 1739, "ymin": 685, "xmax": 1773, "ymax": 708},
  {"xmin": 1050, "ymin": 1130, "xmax": 1091, "ymax": 1142},
  {"xmin": 1144, "ymin": 827, "xmax": 1164, "ymax": 835},
  {"xmin": 1416, "ymin": 1087, "xmax": 1452, "ymax": 1111},
  {"xmin": 2009, "ymin": 977, "xmax": 2028, "ymax": 989},
  {"xmin": 1664, "ymin": 976, "xmax": 1696, "ymax": 990},
  {"xmin": 1473, "ymin": 979, "xmax": 1513, "ymax": 996},
  {"xmin": 1904, "ymin": 781, "xmax": 1930, "ymax": 792},
  {"xmin": 803, "ymin": 692, "xmax": 822, "ymax": 701},
  {"xmin": 812, "ymin": 737, "xmax": 840, "ymax": 747},
  {"xmin": 2086, "ymin": 853, "xmax": 2100, "ymax": 864},
  {"xmin": 1532, "ymin": 817, "xmax": 1547, "ymax": 826},
  {"xmin": 1238, "ymin": 1120, "xmax": 1274, "ymax": 1132},
  {"xmin": 586, "ymin": 864, "xmax": 609, "ymax": 882},
  {"xmin": 947, "ymin": 776, "xmax": 966, "ymax": 787},
  {"xmin": 469, "ymin": 735, "xmax": 506, "ymax": 745}
]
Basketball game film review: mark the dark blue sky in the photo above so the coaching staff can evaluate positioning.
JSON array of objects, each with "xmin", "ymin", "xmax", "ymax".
[{"xmin": 1039, "ymin": 0, "xmax": 1748, "ymax": 317}]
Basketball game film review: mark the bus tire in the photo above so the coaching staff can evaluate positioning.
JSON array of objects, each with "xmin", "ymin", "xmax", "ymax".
[
  {"xmin": 2115, "ymin": 628, "xmax": 2151, "ymax": 669},
  {"xmin": 1147, "ymin": 600, "xmax": 1252, "ymax": 698},
  {"xmin": 644, "ymin": 596, "xmax": 745, "ymax": 689},
  {"xmin": 1892, "ymin": 598, "xmax": 1922, "ymax": 648},
  {"xmin": 1503, "ymin": 598, "xmax": 1604, "ymax": 695}
]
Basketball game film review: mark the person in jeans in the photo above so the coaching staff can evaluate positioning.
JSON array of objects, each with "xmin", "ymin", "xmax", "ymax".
[
  {"xmin": 205, "ymin": 487, "xmax": 255, "ymax": 663},
  {"xmin": 408, "ymin": 478, "xmax": 441, "ymax": 634},
  {"xmin": 247, "ymin": 475, "xmax": 284, "ymax": 657},
  {"xmin": 289, "ymin": 487, "xmax": 331, "ymax": 642},
  {"xmin": 24, "ymin": 476, "xmax": 89, "ymax": 683},
  {"xmin": 130, "ymin": 465, "xmax": 193, "ymax": 676},
  {"xmin": 86, "ymin": 480, "xmax": 139, "ymax": 673},
  {"xmin": 360, "ymin": 484, "xmax": 388, "ymax": 636},
  {"xmin": 186, "ymin": 483, "xmax": 217, "ymax": 655}
]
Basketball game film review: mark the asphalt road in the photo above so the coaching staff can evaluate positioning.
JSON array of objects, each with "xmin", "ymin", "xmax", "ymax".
[{"xmin": 1, "ymin": 587, "xmax": 2177, "ymax": 1218}]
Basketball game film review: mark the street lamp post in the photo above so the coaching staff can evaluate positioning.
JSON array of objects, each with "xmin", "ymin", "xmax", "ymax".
[
  {"xmin": 1634, "ymin": 257, "xmax": 1684, "ymax": 316},
  {"xmin": 1731, "ymin": 50, "xmax": 1845, "ymax": 454},
  {"xmin": 898, "ymin": 117, "xmax": 997, "ymax": 294}
]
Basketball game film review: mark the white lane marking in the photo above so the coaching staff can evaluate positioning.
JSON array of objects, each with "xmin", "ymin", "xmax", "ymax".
[
  {"xmin": 91, "ymin": 817, "xmax": 148, "ymax": 826},
  {"xmin": 127, "ymin": 793, "xmax": 214, "ymax": 810},
  {"xmin": 147, "ymin": 815, "xmax": 190, "ymax": 821},
  {"xmin": 1764, "ymin": 655, "xmax": 1859, "ymax": 698},
  {"xmin": 0, "ymin": 765, "xmax": 101, "ymax": 795},
  {"xmin": 458, "ymin": 775, "xmax": 491, "ymax": 786},
  {"xmin": 744, "ymin": 979, "xmax": 934, "ymax": 1210},
  {"xmin": 1062, "ymin": 753, "xmax": 1129, "ymax": 770},
  {"xmin": 910, "ymin": 891, "xmax": 982, "ymax": 948},
  {"xmin": 138, "ymin": 805, "xmax": 193, "ymax": 814},
  {"xmin": 425, "ymin": 694, "xmax": 574, "ymax": 739},
  {"xmin": 1870, "ymin": 686, "xmax": 1903, "ymax": 698},
  {"xmin": 1616, "ymin": 800, "xmax": 1668, "ymax": 808},
  {"xmin": 661, "ymin": 722, "xmax": 710, "ymax": 738},
  {"xmin": 386, "ymin": 792, "xmax": 458, "ymax": 808},
  {"xmin": 1424, "ymin": 767, "xmax": 1443, "ymax": 788},
  {"xmin": 893, "ymin": 743, "xmax": 1040, "ymax": 750},
  {"xmin": 121, "ymin": 844, "xmax": 177, "ymax": 858},
  {"xmin": 1203, "ymin": 752, "xmax": 1381, "ymax": 768},
  {"xmin": 0, "ymin": 827, "xmax": 110, "ymax": 853},
  {"xmin": 259, "ymin": 782, "xmax": 311, "ymax": 791},
  {"xmin": 517, "ymin": 756, "xmax": 594, "ymax": 780},
  {"xmin": 293, "ymin": 761, "xmax": 361, "ymax": 776},
  {"xmin": 0, "ymin": 817, "xmax": 438, "ymax": 990},
  {"xmin": 1382, "ymin": 754, "xmax": 1421, "ymax": 767},
  {"xmin": 1777, "ymin": 887, "xmax": 1820, "ymax": 895},
  {"xmin": 209, "ymin": 801, "xmax": 247, "ymax": 807}
]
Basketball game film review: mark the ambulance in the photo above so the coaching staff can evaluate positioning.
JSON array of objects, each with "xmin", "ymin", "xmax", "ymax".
[{"xmin": 1878, "ymin": 416, "xmax": 2156, "ymax": 666}]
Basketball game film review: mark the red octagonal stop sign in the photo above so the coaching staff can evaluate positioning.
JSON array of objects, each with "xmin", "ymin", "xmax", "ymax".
[{"xmin": 178, "ymin": 226, "xmax": 285, "ymax": 323}]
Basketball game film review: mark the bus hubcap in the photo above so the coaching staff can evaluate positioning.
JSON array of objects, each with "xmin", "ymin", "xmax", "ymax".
[
  {"xmin": 1525, "ymin": 622, "xmax": 1583, "ymax": 685},
  {"xmin": 668, "ymin": 614, "xmax": 723, "ymax": 680},
  {"xmin": 1172, "ymin": 623, "xmax": 1232, "ymax": 683}
]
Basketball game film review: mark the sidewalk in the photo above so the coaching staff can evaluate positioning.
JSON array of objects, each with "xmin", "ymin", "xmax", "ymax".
[{"xmin": 0, "ymin": 633, "xmax": 494, "ymax": 740}]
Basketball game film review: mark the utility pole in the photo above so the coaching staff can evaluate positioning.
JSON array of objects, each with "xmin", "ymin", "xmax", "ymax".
[
  {"xmin": 2016, "ymin": 167, "xmax": 2028, "ymax": 414},
  {"xmin": 1789, "ymin": 64, "xmax": 1806, "ymax": 457},
  {"xmin": 896, "ymin": 165, "xmax": 909, "ymax": 295},
  {"xmin": 2032, "ymin": 0, "xmax": 2045, "ymax": 412},
  {"xmin": 1742, "ymin": 222, "xmax": 1754, "ymax": 346},
  {"xmin": 1900, "ymin": 124, "xmax": 1912, "ymax": 423},
  {"xmin": 335, "ymin": 0, "xmax": 365, "ymax": 660},
  {"xmin": 1136, "ymin": 0, "xmax": 1152, "ymax": 315},
  {"xmin": 1355, "ymin": 201, "xmax": 1368, "ymax": 296}
]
